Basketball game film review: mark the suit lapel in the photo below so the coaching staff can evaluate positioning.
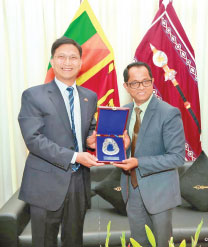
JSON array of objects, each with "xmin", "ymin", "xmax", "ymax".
[
  {"xmin": 77, "ymin": 86, "xmax": 89, "ymax": 144},
  {"xmin": 126, "ymin": 102, "xmax": 134, "ymax": 131},
  {"xmin": 47, "ymin": 81, "xmax": 72, "ymax": 135},
  {"xmin": 126, "ymin": 102, "xmax": 134, "ymax": 157},
  {"xmin": 135, "ymin": 96, "xmax": 159, "ymax": 152}
]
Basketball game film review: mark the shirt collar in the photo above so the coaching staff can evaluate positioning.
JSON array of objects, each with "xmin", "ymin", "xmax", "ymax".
[
  {"xmin": 55, "ymin": 77, "xmax": 77, "ymax": 94},
  {"xmin": 133, "ymin": 94, "xmax": 153, "ymax": 114}
]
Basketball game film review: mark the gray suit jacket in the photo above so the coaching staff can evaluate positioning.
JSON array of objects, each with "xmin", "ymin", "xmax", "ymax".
[
  {"xmin": 18, "ymin": 80, "xmax": 97, "ymax": 211},
  {"xmin": 121, "ymin": 95, "xmax": 185, "ymax": 214}
]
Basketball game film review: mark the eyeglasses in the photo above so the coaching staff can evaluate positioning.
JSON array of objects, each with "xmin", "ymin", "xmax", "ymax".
[
  {"xmin": 54, "ymin": 54, "xmax": 80, "ymax": 63},
  {"xmin": 126, "ymin": 79, "xmax": 152, "ymax": 89}
]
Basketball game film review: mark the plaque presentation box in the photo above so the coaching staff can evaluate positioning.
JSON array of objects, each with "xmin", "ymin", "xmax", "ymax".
[{"xmin": 96, "ymin": 106, "xmax": 129, "ymax": 163}]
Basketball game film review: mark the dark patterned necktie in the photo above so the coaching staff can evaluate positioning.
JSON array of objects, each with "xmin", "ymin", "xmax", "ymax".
[
  {"xmin": 131, "ymin": 107, "xmax": 142, "ymax": 189},
  {"xmin": 67, "ymin": 87, "xmax": 80, "ymax": 171}
]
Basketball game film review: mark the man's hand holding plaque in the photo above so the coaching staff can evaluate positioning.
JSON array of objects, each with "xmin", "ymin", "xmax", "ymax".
[{"xmin": 87, "ymin": 130, "xmax": 97, "ymax": 150}]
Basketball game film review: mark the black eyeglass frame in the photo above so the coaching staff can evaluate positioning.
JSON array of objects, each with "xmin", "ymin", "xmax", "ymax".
[{"xmin": 126, "ymin": 79, "xmax": 152, "ymax": 89}]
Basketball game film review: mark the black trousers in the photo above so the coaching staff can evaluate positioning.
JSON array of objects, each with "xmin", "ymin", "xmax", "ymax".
[{"xmin": 30, "ymin": 168, "xmax": 87, "ymax": 247}]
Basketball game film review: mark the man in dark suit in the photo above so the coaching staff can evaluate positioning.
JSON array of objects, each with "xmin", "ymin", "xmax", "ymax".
[
  {"xmin": 18, "ymin": 37, "xmax": 103, "ymax": 247},
  {"xmin": 113, "ymin": 62, "xmax": 185, "ymax": 247}
]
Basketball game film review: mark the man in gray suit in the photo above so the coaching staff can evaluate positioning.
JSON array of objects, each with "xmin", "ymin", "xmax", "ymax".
[
  {"xmin": 113, "ymin": 62, "xmax": 185, "ymax": 247},
  {"xmin": 18, "ymin": 37, "xmax": 103, "ymax": 247}
]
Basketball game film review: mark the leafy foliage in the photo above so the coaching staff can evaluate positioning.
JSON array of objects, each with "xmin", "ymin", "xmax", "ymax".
[
  {"xmin": 145, "ymin": 225, "xmax": 156, "ymax": 247},
  {"xmin": 193, "ymin": 219, "xmax": 203, "ymax": 247},
  {"xmin": 105, "ymin": 219, "xmax": 204, "ymax": 247},
  {"xmin": 121, "ymin": 232, "xmax": 126, "ymax": 247},
  {"xmin": 130, "ymin": 238, "xmax": 142, "ymax": 247},
  {"xmin": 179, "ymin": 239, "xmax": 186, "ymax": 247},
  {"xmin": 105, "ymin": 221, "xmax": 111, "ymax": 247}
]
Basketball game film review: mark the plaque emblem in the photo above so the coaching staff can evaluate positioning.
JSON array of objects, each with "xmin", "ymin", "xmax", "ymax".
[{"xmin": 102, "ymin": 138, "xmax": 119, "ymax": 155}]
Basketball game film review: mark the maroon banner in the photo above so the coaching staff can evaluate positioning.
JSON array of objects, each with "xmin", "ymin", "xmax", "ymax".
[{"xmin": 134, "ymin": 0, "xmax": 201, "ymax": 161}]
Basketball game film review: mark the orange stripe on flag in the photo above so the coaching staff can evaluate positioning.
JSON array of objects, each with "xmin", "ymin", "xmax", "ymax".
[
  {"xmin": 44, "ymin": 67, "xmax": 55, "ymax": 83},
  {"xmin": 79, "ymin": 33, "xmax": 110, "ymax": 77}
]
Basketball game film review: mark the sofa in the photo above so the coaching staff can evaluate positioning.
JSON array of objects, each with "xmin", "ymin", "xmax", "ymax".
[{"xmin": 0, "ymin": 162, "xmax": 208, "ymax": 247}]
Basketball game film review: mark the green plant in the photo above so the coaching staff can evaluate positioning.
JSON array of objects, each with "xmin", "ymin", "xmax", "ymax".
[
  {"xmin": 120, "ymin": 232, "xmax": 127, "ymax": 247},
  {"xmin": 105, "ymin": 221, "xmax": 111, "ymax": 247},
  {"xmin": 191, "ymin": 218, "xmax": 203, "ymax": 247},
  {"xmin": 105, "ymin": 219, "xmax": 203, "ymax": 247}
]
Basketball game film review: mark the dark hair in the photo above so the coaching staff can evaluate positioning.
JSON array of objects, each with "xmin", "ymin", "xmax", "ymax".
[
  {"xmin": 51, "ymin": 37, "xmax": 82, "ymax": 58},
  {"xmin": 123, "ymin": 61, "xmax": 153, "ymax": 82}
]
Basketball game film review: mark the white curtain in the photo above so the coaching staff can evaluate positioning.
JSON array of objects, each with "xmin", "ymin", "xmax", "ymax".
[{"xmin": 0, "ymin": 0, "xmax": 207, "ymax": 208}]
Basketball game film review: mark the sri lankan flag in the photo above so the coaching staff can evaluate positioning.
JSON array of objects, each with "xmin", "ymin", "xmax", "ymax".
[{"xmin": 45, "ymin": 0, "xmax": 120, "ymax": 108}]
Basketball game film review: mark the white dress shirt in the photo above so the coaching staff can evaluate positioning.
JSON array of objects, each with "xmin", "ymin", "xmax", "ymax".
[{"xmin": 55, "ymin": 78, "xmax": 83, "ymax": 164}]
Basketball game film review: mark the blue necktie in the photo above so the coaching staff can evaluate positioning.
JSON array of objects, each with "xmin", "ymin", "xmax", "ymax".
[{"xmin": 67, "ymin": 87, "xmax": 80, "ymax": 171}]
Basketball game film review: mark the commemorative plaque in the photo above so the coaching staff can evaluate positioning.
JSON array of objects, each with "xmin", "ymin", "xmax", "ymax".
[{"xmin": 96, "ymin": 106, "xmax": 129, "ymax": 163}]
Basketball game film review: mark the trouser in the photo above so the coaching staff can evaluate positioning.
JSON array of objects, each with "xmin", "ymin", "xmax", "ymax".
[
  {"xmin": 127, "ymin": 183, "xmax": 172, "ymax": 247},
  {"xmin": 30, "ymin": 168, "xmax": 87, "ymax": 247}
]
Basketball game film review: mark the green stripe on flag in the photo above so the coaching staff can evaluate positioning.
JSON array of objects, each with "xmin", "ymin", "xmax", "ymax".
[
  {"xmin": 47, "ymin": 11, "xmax": 97, "ymax": 71},
  {"xmin": 64, "ymin": 11, "xmax": 97, "ymax": 45},
  {"xmin": 48, "ymin": 63, "xmax": 51, "ymax": 70}
]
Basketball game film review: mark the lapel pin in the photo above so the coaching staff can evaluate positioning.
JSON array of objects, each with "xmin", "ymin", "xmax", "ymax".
[{"xmin": 84, "ymin": 98, "xmax": 88, "ymax": 102}]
